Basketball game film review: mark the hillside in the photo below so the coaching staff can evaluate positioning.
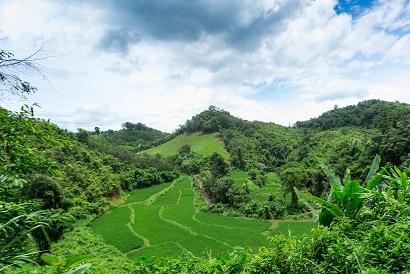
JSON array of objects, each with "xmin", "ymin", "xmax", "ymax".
[
  {"xmin": 295, "ymin": 99, "xmax": 410, "ymax": 130},
  {"xmin": 0, "ymin": 107, "xmax": 179, "ymax": 269},
  {"xmin": 2, "ymin": 100, "xmax": 410, "ymax": 273},
  {"xmin": 89, "ymin": 122, "xmax": 169, "ymax": 153},
  {"xmin": 141, "ymin": 132, "xmax": 229, "ymax": 160}
]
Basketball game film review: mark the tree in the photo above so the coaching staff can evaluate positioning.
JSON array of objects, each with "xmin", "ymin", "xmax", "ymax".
[
  {"xmin": 178, "ymin": 144, "xmax": 192, "ymax": 155},
  {"xmin": 208, "ymin": 153, "xmax": 228, "ymax": 178},
  {"xmin": 76, "ymin": 129, "xmax": 89, "ymax": 144},
  {"xmin": 280, "ymin": 166, "xmax": 311, "ymax": 208},
  {"xmin": 26, "ymin": 175, "xmax": 66, "ymax": 209},
  {"xmin": 0, "ymin": 47, "xmax": 44, "ymax": 99},
  {"xmin": 231, "ymin": 146, "xmax": 245, "ymax": 169}
]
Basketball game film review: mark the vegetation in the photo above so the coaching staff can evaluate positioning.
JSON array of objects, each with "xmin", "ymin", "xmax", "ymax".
[
  {"xmin": 142, "ymin": 132, "xmax": 229, "ymax": 160},
  {"xmin": 128, "ymin": 165, "xmax": 410, "ymax": 273},
  {"xmin": 2, "ymin": 97, "xmax": 410, "ymax": 273},
  {"xmin": 0, "ymin": 106, "xmax": 177, "ymax": 271},
  {"xmin": 89, "ymin": 122, "xmax": 169, "ymax": 154},
  {"xmin": 90, "ymin": 176, "xmax": 313, "ymax": 258}
]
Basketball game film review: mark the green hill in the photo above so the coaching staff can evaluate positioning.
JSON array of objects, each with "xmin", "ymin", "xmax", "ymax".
[
  {"xmin": 89, "ymin": 122, "xmax": 169, "ymax": 153},
  {"xmin": 295, "ymin": 99, "xmax": 410, "ymax": 130},
  {"xmin": 141, "ymin": 132, "xmax": 229, "ymax": 160},
  {"xmin": 0, "ymin": 106, "xmax": 179, "ymax": 268},
  {"xmin": 3, "ymin": 100, "xmax": 410, "ymax": 273}
]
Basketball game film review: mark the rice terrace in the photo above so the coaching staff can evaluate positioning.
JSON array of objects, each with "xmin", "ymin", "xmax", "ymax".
[
  {"xmin": 91, "ymin": 176, "xmax": 316, "ymax": 258},
  {"xmin": 3, "ymin": 0, "xmax": 410, "ymax": 273}
]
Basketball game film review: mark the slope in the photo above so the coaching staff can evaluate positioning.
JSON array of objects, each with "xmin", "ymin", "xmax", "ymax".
[
  {"xmin": 141, "ymin": 132, "xmax": 229, "ymax": 160},
  {"xmin": 90, "ymin": 176, "xmax": 315, "ymax": 257},
  {"xmin": 89, "ymin": 122, "xmax": 169, "ymax": 153}
]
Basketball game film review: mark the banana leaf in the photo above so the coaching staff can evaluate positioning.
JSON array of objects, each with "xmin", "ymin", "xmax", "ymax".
[
  {"xmin": 342, "ymin": 180, "xmax": 363, "ymax": 216},
  {"xmin": 364, "ymin": 155, "xmax": 381, "ymax": 186}
]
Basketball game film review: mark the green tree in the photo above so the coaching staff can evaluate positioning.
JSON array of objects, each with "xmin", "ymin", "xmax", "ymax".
[
  {"xmin": 280, "ymin": 166, "xmax": 310, "ymax": 208},
  {"xmin": 76, "ymin": 129, "xmax": 89, "ymax": 144},
  {"xmin": 26, "ymin": 175, "xmax": 66, "ymax": 209},
  {"xmin": 231, "ymin": 146, "xmax": 245, "ymax": 169},
  {"xmin": 209, "ymin": 153, "xmax": 228, "ymax": 178}
]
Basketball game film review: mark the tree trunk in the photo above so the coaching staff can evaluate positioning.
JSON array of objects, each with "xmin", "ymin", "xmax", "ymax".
[{"xmin": 290, "ymin": 189, "xmax": 298, "ymax": 208}]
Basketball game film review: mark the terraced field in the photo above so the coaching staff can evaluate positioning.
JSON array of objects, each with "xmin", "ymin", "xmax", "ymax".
[
  {"xmin": 141, "ymin": 132, "xmax": 229, "ymax": 160},
  {"xmin": 91, "ymin": 176, "xmax": 315, "ymax": 258}
]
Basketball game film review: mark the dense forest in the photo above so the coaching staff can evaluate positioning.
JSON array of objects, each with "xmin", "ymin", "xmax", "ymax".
[
  {"xmin": 89, "ymin": 122, "xmax": 170, "ymax": 154},
  {"xmin": 1, "ymin": 97, "xmax": 410, "ymax": 273}
]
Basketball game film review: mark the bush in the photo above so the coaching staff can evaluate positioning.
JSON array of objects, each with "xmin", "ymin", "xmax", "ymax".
[{"xmin": 26, "ymin": 175, "xmax": 68, "ymax": 209}]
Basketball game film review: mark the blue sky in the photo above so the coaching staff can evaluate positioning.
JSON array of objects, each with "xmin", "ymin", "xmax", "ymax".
[
  {"xmin": 335, "ymin": 0, "xmax": 376, "ymax": 17},
  {"xmin": 0, "ymin": 0, "xmax": 409, "ymax": 132}
]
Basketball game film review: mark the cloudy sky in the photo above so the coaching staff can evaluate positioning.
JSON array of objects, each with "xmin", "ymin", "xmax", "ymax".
[{"xmin": 0, "ymin": 0, "xmax": 409, "ymax": 132}]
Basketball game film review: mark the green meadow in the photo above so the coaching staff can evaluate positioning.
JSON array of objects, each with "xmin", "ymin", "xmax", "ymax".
[{"xmin": 142, "ymin": 132, "xmax": 229, "ymax": 160}]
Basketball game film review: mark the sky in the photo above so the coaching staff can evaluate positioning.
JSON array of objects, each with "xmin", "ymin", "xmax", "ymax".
[{"xmin": 0, "ymin": 0, "xmax": 409, "ymax": 132}]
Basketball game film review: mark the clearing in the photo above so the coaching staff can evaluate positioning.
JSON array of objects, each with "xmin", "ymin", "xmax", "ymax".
[{"xmin": 141, "ymin": 132, "xmax": 229, "ymax": 160}]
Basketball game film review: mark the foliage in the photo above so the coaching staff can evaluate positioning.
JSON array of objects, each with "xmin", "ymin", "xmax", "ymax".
[
  {"xmin": 0, "ymin": 106, "xmax": 178, "ymax": 270},
  {"xmin": 294, "ymin": 99, "xmax": 410, "ymax": 130},
  {"xmin": 41, "ymin": 253, "xmax": 91, "ymax": 274},
  {"xmin": 127, "ymin": 165, "xmax": 410, "ymax": 273},
  {"xmin": 177, "ymin": 105, "xmax": 236, "ymax": 134},
  {"xmin": 89, "ymin": 122, "xmax": 169, "ymax": 154},
  {"xmin": 208, "ymin": 153, "xmax": 228, "ymax": 178},
  {"xmin": 297, "ymin": 155, "xmax": 382, "ymax": 226},
  {"xmin": 0, "ymin": 199, "xmax": 72, "ymax": 271},
  {"xmin": 25, "ymin": 175, "xmax": 68, "ymax": 210},
  {"xmin": 280, "ymin": 165, "xmax": 317, "ymax": 208},
  {"xmin": 172, "ymin": 144, "xmax": 203, "ymax": 175}
]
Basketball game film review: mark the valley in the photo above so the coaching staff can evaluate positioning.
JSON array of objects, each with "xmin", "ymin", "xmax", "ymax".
[{"xmin": 91, "ymin": 176, "xmax": 316, "ymax": 257}]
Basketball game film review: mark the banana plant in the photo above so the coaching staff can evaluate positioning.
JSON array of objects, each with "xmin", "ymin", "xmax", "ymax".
[
  {"xmin": 41, "ymin": 253, "xmax": 91, "ymax": 274},
  {"xmin": 383, "ymin": 166, "xmax": 409, "ymax": 192},
  {"xmin": 296, "ymin": 155, "xmax": 384, "ymax": 226}
]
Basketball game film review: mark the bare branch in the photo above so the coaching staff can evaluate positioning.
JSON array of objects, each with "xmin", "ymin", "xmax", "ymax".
[{"xmin": 0, "ymin": 45, "xmax": 47, "ymax": 99}]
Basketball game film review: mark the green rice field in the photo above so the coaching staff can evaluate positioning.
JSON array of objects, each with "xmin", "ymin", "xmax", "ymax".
[{"xmin": 91, "ymin": 176, "xmax": 315, "ymax": 258}]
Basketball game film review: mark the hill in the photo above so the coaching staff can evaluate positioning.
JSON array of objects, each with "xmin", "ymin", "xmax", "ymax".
[
  {"xmin": 141, "ymin": 132, "xmax": 229, "ymax": 160},
  {"xmin": 89, "ymin": 122, "xmax": 169, "ymax": 153},
  {"xmin": 3, "ymin": 100, "xmax": 410, "ymax": 273},
  {"xmin": 294, "ymin": 99, "xmax": 410, "ymax": 130},
  {"xmin": 0, "ymin": 106, "xmax": 178, "ymax": 268}
]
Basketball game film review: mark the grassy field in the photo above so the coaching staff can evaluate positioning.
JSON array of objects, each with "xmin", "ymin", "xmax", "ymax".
[
  {"xmin": 90, "ymin": 207, "xmax": 144, "ymax": 252},
  {"xmin": 124, "ymin": 182, "xmax": 172, "ymax": 204},
  {"xmin": 141, "ymin": 132, "xmax": 229, "ymax": 160},
  {"xmin": 91, "ymin": 176, "xmax": 315, "ymax": 258}
]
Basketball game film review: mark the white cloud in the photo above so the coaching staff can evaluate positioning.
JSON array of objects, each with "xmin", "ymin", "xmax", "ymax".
[{"xmin": 0, "ymin": 0, "xmax": 409, "ymax": 132}]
